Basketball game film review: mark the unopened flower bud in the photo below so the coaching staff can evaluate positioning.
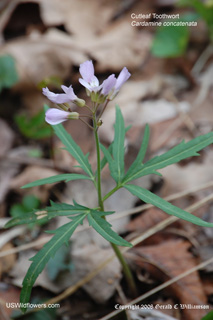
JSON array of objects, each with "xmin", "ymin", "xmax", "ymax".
[
  {"xmin": 97, "ymin": 119, "xmax": 103, "ymax": 127},
  {"xmin": 67, "ymin": 112, "xmax": 79, "ymax": 120},
  {"xmin": 59, "ymin": 103, "xmax": 70, "ymax": 111},
  {"xmin": 90, "ymin": 91, "xmax": 99, "ymax": 102},
  {"xmin": 74, "ymin": 98, "xmax": 85, "ymax": 107}
]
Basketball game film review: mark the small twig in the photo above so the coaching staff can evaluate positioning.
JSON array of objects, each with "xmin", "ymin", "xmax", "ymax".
[
  {"xmin": 116, "ymin": 283, "xmax": 128, "ymax": 305},
  {"xmin": 130, "ymin": 193, "xmax": 213, "ymax": 248},
  {"xmin": 0, "ymin": 236, "xmax": 51, "ymax": 258},
  {"xmin": 115, "ymin": 284, "xmax": 132, "ymax": 320},
  {"xmin": 79, "ymin": 114, "xmax": 93, "ymax": 119},
  {"xmin": 164, "ymin": 227, "xmax": 200, "ymax": 248},
  {"xmin": 84, "ymin": 104, "xmax": 93, "ymax": 113},
  {"xmin": 100, "ymin": 256, "xmax": 213, "ymax": 320},
  {"xmin": 0, "ymin": 0, "xmax": 17, "ymax": 33},
  {"xmin": 0, "ymin": 226, "xmax": 26, "ymax": 249},
  {"xmin": 191, "ymin": 44, "xmax": 213, "ymax": 77},
  {"xmin": 165, "ymin": 90, "xmax": 196, "ymax": 136},
  {"xmin": 79, "ymin": 118, "xmax": 94, "ymax": 130},
  {"xmin": 151, "ymin": 117, "xmax": 182, "ymax": 151},
  {"xmin": 97, "ymin": 99, "xmax": 110, "ymax": 122},
  {"xmin": 0, "ymin": 302, "xmax": 10, "ymax": 320}
]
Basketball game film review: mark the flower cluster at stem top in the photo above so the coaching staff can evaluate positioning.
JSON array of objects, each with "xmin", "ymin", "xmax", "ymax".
[{"xmin": 42, "ymin": 60, "xmax": 131, "ymax": 126}]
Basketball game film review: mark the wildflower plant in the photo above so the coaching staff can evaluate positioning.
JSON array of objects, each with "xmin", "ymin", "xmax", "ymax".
[{"xmin": 5, "ymin": 60, "xmax": 213, "ymax": 312}]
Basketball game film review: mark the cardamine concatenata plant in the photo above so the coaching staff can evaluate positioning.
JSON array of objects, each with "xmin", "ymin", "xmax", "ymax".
[{"xmin": 5, "ymin": 60, "xmax": 213, "ymax": 312}]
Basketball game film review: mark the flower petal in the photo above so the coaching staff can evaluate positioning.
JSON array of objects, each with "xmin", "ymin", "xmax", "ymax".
[
  {"xmin": 42, "ymin": 87, "xmax": 60, "ymax": 103},
  {"xmin": 42, "ymin": 86, "xmax": 76, "ymax": 104},
  {"xmin": 79, "ymin": 78, "xmax": 102, "ymax": 92},
  {"xmin": 115, "ymin": 67, "xmax": 131, "ymax": 91},
  {"xmin": 79, "ymin": 78, "xmax": 93, "ymax": 91},
  {"xmin": 90, "ymin": 75, "xmax": 99, "ymax": 87},
  {"xmin": 61, "ymin": 85, "xmax": 77, "ymax": 100},
  {"xmin": 45, "ymin": 109, "xmax": 70, "ymax": 125},
  {"xmin": 101, "ymin": 74, "xmax": 116, "ymax": 96},
  {"xmin": 79, "ymin": 60, "xmax": 95, "ymax": 83}
]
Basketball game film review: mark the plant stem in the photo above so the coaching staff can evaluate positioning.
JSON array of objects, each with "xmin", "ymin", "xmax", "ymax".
[
  {"xmin": 79, "ymin": 118, "xmax": 94, "ymax": 130},
  {"xmin": 93, "ymin": 115, "xmax": 104, "ymax": 210},
  {"xmin": 93, "ymin": 114, "xmax": 137, "ymax": 296},
  {"xmin": 110, "ymin": 243, "xmax": 137, "ymax": 296},
  {"xmin": 102, "ymin": 185, "xmax": 122, "ymax": 202}
]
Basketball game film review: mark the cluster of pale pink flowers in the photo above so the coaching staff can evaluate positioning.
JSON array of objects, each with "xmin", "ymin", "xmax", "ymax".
[{"xmin": 43, "ymin": 60, "xmax": 131, "ymax": 125}]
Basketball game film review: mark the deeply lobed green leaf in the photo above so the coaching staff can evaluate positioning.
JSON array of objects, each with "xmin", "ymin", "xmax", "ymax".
[
  {"xmin": 52, "ymin": 122, "xmax": 94, "ymax": 179},
  {"xmin": 5, "ymin": 201, "xmax": 90, "ymax": 228},
  {"xmin": 124, "ymin": 124, "xmax": 150, "ymax": 182},
  {"xmin": 112, "ymin": 106, "xmax": 126, "ymax": 182},
  {"xmin": 99, "ymin": 106, "xmax": 127, "ymax": 183},
  {"xmin": 125, "ymin": 184, "xmax": 213, "ymax": 228},
  {"xmin": 21, "ymin": 173, "xmax": 93, "ymax": 189},
  {"xmin": 100, "ymin": 124, "xmax": 131, "ymax": 179},
  {"xmin": 100, "ymin": 144, "xmax": 118, "ymax": 182},
  {"xmin": 20, "ymin": 214, "xmax": 87, "ymax": 312},
  {"xmin": 88, "ymin": 211, "xmax": 132, "ymax": 247},
  {"xmin": 100, "ymin": 143, "xmax": 113, "ymax": 172},
  {"xmin": 123, "ymin": 131, "xmax": 213, "ymax": 183}
]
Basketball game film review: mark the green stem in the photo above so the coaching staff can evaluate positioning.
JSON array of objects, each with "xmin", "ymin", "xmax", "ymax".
[
  {"xmin": 93, "ymin": 116, "xmax": 104, "ymax": 211},
  {"xmin": 111, "ymin": 243, "xmax": 137, "ymax": 296},
  {"xmin": 93, "ymin": 114, "xmax": 137, "ymax": 296},
  {"xmin": 102, "ymin": 185, "xmax": 122, "ymax": 202}
]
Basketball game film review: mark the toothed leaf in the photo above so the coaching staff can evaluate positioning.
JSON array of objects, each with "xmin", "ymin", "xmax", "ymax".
[
  {"xmin": 52, "ymin": 120, "xmax": 94, "ymax": 179},
  {"xmin": 20, "ymin": 213, "xmax": 87, "ymax": 312},
  {"xmin": 5, "ymin": 201, "xmax": 90, "ymax": 228},
  {"xmin": 88, "ymin": 211, "xmax": 132, "ymax": 247},
  {"xmin": 125, "ymin": 184, "xmax": 213, "ymax": 228},
  {"xmin": 112, "ymin": 106, "xmax": 126, "ymax": 182},
  {"xmin": 123, "ymin": 132, "xmax": 213, "ymax": 183},
  {"xmin": 21, "ymin": 173, "xmax": 92, "ymax": 189},
  {"xmin": 123, "ymin": 124, "xmax": 150, "ymax": 182}
]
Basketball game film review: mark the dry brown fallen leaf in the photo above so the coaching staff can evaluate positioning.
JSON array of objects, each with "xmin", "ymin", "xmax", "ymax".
[
  {"xmin": 0, "ymin": 119, "xmax": 17, "ymax": 203},
  {"xmin": 0, "ymin": 284, "xmax": 20, "ymax": 317},
  {"xmin": 9, "ymin": 165, "xmax": 60, "ymax": 201},
  {"xmin": 9, "ymin": 249, "xmax": 69, "ymax": 294},
  {"xmin": 160, "ymin": 150, "xmax": 213, "ymax": 196},
  {"xmin": 126, "ymin": 207, "xmax": 184, "ymax": 246},
  {"xmin": 84, "ymin": 22, "xmax": 152, "ymax": 72},
  {"xmin": 202, "ymin": 276, "xmax": 213, "ymax": 297},
  {"xmin": 126, "ymin": 207, "xmax": 172, "ymax": 233},
  {"xmin": 134, "ymin": 240, "xmax": 207, "ymax": 320},
  {"xmin": 0, "ymin": 28, "xmax": 87, "ymax": 90},
  {"xmin": 38, "ymin": 0, "xmax": 152, "ymax": 70},
  {"xmin": 0, "ymin": 243, "xmax": 16, "ymax": 279},
  {"xmin": 149, "ymin": 117, "xmax": 188, "ymax": 153},
  {"xmin": 100, "ymin": 77, "xmax": 190, "ymax": 143},
  {"xmin": 0, "ymin": 161, "xmax": 19, "ymax": 204},
  {"xmin": 0, "ymin": 1, "xmax": 152, "ymax": 91},
  {"xmin": 194, "ymin": 208, "xmax": 213, "ymax": 273},
  {"xmin": 39, "ymin": 0, "xmax": 118, "ymax": 37},
  {"xmin": 196, "ymin": 63, "xmax": 213, "ymax": 106},
  {"xmin": 10, "ymin": 243, "xmax": 122, "ymax": 303},
  {"xmin": 0, "ymin": 119, "xmax": 14, "ymax": 158},
  {"xmin": 69, "ymin": 243, "xmax": 122, "ymax": 303},
  {"xmin": 128, "ymin": 308, "xmax": 178, "ymax": 320}
]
